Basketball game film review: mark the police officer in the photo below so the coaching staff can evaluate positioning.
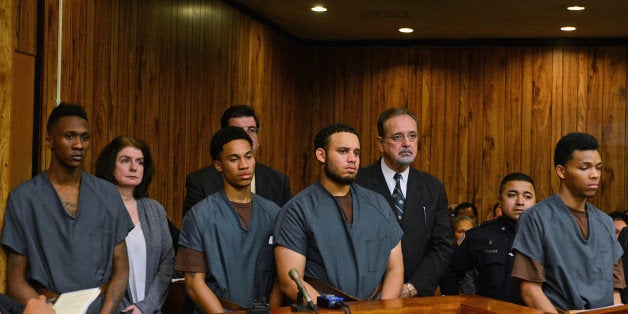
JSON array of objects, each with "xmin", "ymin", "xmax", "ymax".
[{"xmin": 440, "ymin": 173, "xmax": 536, "ymax": 304}]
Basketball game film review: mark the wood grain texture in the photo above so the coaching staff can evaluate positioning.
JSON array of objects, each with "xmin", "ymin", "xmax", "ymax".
[
  {"xmin": 36, "ymin": 0, "xmax": 628, "ymax": 226},
  {"xmin": 0, "ymin": 0, "xmax": 14, "ymax": 294}
]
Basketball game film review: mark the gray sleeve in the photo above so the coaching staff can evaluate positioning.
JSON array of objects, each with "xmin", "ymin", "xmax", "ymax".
[{"xmin": 1, "ymin": 193, "xmax": 27, "ymax": 255}]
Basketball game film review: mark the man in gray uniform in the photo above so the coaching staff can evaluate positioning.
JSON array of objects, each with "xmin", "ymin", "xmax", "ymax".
[
  {"xmin": 176, "ymin": 126, "xmax": 281, "ymax": 313},
  {"xmin": 512, "ymin": 132, "xmax": 625, "ymax": 311},
  {"xmin": 2, "ymin": 103, "xmax": 133, "ymax": 313},
  {"xmin": 274, "ymin": 123, "xmax": 403, "ymax": 302}
]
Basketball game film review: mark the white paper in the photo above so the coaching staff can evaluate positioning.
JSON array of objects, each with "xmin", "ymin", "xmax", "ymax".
[{"xmin": 52, "ymin": 287, "xmax": 101, "ymax": 314}]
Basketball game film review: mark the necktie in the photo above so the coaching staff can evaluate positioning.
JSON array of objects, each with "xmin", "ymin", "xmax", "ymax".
[{"xmin": 393, "ymin": 173, "xmax": 405, "ymax": 222}]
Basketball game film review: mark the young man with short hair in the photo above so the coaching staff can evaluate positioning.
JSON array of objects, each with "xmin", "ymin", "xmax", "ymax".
[
  {"xmin": 512, "ymin": 132, "xmax": 624, "ymax": 312},
  {"xmin": 274, "ymin": 123, "xmax": 404, "ymax": 302},
  {"xmin": 176, "ymin": 126, "xmax": 281, "ymax": 313},
  {"xmin": 2, "ymin": 103, "xmax": 133, "ymax": 313}
]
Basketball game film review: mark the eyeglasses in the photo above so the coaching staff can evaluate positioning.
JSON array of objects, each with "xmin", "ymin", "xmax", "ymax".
[
  {"xmin": 245, "ymin": 127, "xmax": 259, "ymax": 135},
  {"xmin": 384, "ymin": 133, "xmax": 418, "ymax": 143}
]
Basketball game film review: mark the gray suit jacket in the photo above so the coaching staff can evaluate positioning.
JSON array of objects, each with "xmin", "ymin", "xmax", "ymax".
[{"xmin": 122, "ymin": 198, "xmax": 175, "ymax": 313}]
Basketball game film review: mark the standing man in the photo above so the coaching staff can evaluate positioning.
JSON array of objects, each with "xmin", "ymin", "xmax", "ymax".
[
  {"xmin": 183, "ymin": 105, "xmax": 291, "ymax": 216},
  {"xmin": 440, "ymin": 172, "xmax": 537, "ymax": 304},
  {"xmin": 274, "ymin": 123, "xmax": 404, "ymax": 301},
  {"xmin": 2, "ymin": 103, "xmax": 133, "ymax": 313},
  {"xmin": 176, "ymin": 126, "xmax": 281, "ymax": 313},
  {"xmin": 356, "ymin": 108, "xmax": 453, "ymax": 297},
  {"xmin": 512, "ymin": 132, "xmax": 624, "ymax": 312}
]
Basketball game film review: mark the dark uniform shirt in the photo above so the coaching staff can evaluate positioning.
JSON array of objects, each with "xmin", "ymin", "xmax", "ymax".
[{"xmin": 440, "ymin": 216, "xmax": 523, "ymax": 305}]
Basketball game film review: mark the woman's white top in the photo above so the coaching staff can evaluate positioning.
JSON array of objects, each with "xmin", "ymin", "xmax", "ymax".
[{"xmin": 126, "ymin": 224, "xmax": 147, "ymax": 303}]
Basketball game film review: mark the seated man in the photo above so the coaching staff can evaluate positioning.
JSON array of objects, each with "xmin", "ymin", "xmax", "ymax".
[
  {"xmin": 274, "ymin": 123, "xmax": 403, "ymax": 302},
  {"xmin": 175, "ymin": 126, "xmax": 281, "ymax": 313},
  {"xmin": 1, "ymin": 103, "xmax": 133, "ymax": 313},
  {"xmin": 440, "ymin": 173, "xmax": 537, "ymax": 305}
]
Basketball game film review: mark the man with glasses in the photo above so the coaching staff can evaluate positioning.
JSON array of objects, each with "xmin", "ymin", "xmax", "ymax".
[
  {"xmin": 183, "ymin": 105, "xmax": 292, "ymax": 218},
  {"xmin": 356, "ymin": 108, "xmax": 452, "ymax": 298}
]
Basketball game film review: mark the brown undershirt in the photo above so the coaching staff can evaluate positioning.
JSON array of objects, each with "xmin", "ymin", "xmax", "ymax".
[
  {"xmin": 334, "ymin": 192, "xmax": 353, "ymax": 223},
  {"xmin": 232, "ymin": 201, "xmax": 253, "ymax": 229}
]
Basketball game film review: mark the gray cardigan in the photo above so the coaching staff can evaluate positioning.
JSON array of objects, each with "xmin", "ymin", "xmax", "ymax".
[{"xmin": 121, "ymin": 198, "xmax": 175, "ymax": 313}]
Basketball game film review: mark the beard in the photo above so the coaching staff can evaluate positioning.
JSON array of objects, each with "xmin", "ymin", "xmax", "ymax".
[
  {"xmin": 396, "ymin": 155, "xmax": 415, "ymax": 165},
  {"xmin": 324, "ymin": 163, "xmax": 357, "ymax": 185},
  {"xmin": 395, "ymin": 148, "xmax": 416, "ymax": 165}
]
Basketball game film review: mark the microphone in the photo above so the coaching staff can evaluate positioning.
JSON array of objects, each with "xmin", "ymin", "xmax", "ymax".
[{"xmin": 288, "ymin": 268, "xmax": 316, "ymax": 310}]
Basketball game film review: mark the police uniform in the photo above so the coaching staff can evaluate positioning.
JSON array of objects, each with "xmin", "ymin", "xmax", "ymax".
[{"xmin": 440, "ymin": 216, "xmax": 523, "ymax": 305}]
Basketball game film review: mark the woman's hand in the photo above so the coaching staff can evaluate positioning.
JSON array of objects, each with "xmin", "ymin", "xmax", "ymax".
[{"xmin": 122, "ymin": 304, "xmax": 143, "ymax": 314}]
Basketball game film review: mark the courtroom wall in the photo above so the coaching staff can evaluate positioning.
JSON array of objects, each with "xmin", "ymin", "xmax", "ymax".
[{"xmin": 38, "ymin": 0, "xmax": 627, "ymax": 225}]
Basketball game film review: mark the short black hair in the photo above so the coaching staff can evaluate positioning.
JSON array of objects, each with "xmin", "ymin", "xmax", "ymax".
[
  {"xmin": 499, "ymin": 172, "xmax": 535, "ymax": 194},
  {"xmin": 210, "ymin": 126, "xmax": 253, "ymax": 161},
  {"xmin": 554, "ymin": 132, "xmax": 599, "ymax": 167},
  {"xmin": 47, "ymin": 103, "xmax": 88, "ymax": 133},
  {"xmin": 220, "ymin": 105, "xmax": 259, "ymax": 129},
  {"xmin": 376, "ymin": 108, "xmax": 418, "ymax": 137},
  {"xmin": 609, "ymin": 211, "xmax": 628, "ymax": 224},
  {"xmin": 454, "ymin": 202, "xmax": 478, "ymax": 218},
  {"xmin": 314, "ymin": 123, "xmax": 359, "ymax": 151},
  {"xmin": 95, "ymin": 136, "xmax": 155, "ymax": 199}
]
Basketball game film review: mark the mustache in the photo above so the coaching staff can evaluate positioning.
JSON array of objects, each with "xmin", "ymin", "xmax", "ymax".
[{"xmin": 399, "ymin": 148, "xmax": 413, "ymax": 154}]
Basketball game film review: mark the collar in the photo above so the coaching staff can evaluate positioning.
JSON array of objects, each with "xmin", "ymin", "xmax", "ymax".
[{"xmin": 380, "ymin": 159, "xmax": 410, "ymax": 181}]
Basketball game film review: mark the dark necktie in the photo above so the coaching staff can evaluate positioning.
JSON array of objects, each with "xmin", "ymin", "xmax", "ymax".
[{"xmin": 393, "ymin": 173, "xmax": 405, "ymax": 222}]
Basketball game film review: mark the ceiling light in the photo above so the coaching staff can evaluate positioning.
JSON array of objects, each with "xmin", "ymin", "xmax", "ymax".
[
  {"xmin": 399, "ymin": 28, "xmax": 414, "ymax": 33},
  {"xmin": 567, "ymin": 6, "xmax": 585, "ymax": 11},
  {"xmin": 561, "ymin": 26, "xmax": 577, "ymax": 31},
  {"xmin": 311, "ymin": 6, "xmax": 327, "ymax": 12}
]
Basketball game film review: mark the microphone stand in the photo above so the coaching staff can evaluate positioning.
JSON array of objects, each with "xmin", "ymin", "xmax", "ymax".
[{"xmin": 290, "ymin": 291, "xmax": 310, "ymax": 312}]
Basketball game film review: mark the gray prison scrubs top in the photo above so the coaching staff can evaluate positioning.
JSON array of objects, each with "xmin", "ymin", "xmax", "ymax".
[
  {"xmin": 178, "ymin": 190, "xmax": 279, "ymax": 311},
  {"xmin": 1, "ymin": 172, "xmax": 134, "ymax": 313},
  {"xmin": 274, "ymin": 183, "xmax": 403, "ymax": 299},
  {"xmin": 512, "ymin": 194, "xmax": 623, "ymax": 310}
]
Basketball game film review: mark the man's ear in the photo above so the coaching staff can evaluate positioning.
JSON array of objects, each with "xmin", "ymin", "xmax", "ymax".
[
  {"xmin": 315, "ymin": 148, "xmax": 326, "ymax": 163},
  {"xmin": 45, "ymin": 135, "xmax": 53, "ymax": 150},
  {"xmin": 214, "ymin": 160, "xmax": 223, "ymax": 173},
  {"xmin": 377, "ymin": 137, "xmax": 385, "ymax": 153},
  {"xmin": 555, "ymin": 164, "xmax": 565, "ymax": 180}
]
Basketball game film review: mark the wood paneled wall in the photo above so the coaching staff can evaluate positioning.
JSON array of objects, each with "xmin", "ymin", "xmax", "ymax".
[
  {"xmin": 40, "ymin": 0, "xmax": 309, "ymax": 226},
  {"xmin": 39, "ymin": 0, "xmax": 627, "ymax": 226},
  {"xmin": 304, "ymin": 46, "xmax": 627, "ymax": 219},
  {"xmin": 1, "ymin": 0, "xmax": 38, "ymax": 293}
]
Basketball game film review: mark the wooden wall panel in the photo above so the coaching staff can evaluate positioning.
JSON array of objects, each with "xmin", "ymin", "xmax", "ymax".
[
  {"xmin": 0, "ymin": 0, "xmax": 14, "ymax": 294},
  {"xmin": 308, "ymin": 46, "xmax": 628, "ymax": 221},
  {"xmin": 39, "ymin": 0, "xmax": 310, "ymax": 226},
  {"xmin": 37, "ymin": 0, "xmax": 628, "ymax": 226},
  {"xmin": 14, "ymin": 0, "xmax": 37, "ymax": 55}
]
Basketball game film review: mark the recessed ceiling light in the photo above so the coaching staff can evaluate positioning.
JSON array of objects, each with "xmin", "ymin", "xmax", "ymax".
[
  {"xmin": 561, "ymin": 26, "xmax": 577, "ymax": 31},
  {"xmin": 567, "ymin": 6, "xmax": 585, "ymax": 11},
  {"xmin": 399, "ymin": 28, "xmax": 414, "ymax": 33},
  {"xmin": 311, "ymin": 6, "xmax": 327, "ymax": 12}
]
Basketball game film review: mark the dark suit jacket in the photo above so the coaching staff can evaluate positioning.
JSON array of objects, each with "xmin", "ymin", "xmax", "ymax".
[
  {"xmin": 356, "ymin": 160, "xmax": 453, "ymax": 296},
  {"xmin": 182, "ymin": 162, "xmax": 292, "ymax": 218}
]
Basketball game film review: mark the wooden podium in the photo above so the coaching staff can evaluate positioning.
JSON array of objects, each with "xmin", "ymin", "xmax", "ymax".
[
  {"xmin": 254, "ymin": 295, "xmax": 628, "ymax": 313},
  {"xmin": 165, "ymin": 282, "xmax": 628, "ymax": 313},
  {"xmin": 247, "ymin": 295, "xmax": 546, "ymax": 313}
]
